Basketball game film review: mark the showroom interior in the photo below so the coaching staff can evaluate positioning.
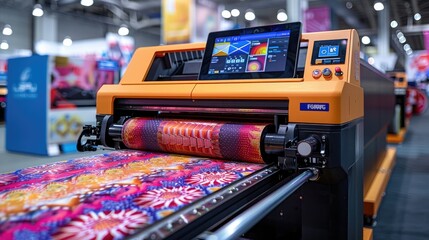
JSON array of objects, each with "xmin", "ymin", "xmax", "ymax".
[{"xmin": 0, "ymin": 0, "xmax": 428, "ymax": 239}]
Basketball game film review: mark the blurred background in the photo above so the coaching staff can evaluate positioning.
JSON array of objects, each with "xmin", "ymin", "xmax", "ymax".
[{"xmin": 0, "ymin": 0, "xmax": 428, "ymax": 71}]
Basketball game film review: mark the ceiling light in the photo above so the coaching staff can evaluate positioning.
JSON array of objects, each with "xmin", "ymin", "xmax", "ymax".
[
  {"xmin": 368, "ymin": 57, "xmax": 375, "ymax": 65},
  {"xmin": 222, "ymin": 10, "xmax": 231, "ymax": 19},
  {"xmin": 277, "ymin": 9, "xmax": 288, "ymax": 22},
  {"xmin": 63, "ymin": 36, "xmax": 72, "ymax": 47},
  {"xmin": 398, "ymin": 36, "xmax": 406, "ymax": 43},
  {"xmin": 414, "ymin": 13, "xmax": 421, "ymax": 21},
  {"xmin": 231, "ymin": 9, "xmax": 240, "ymax": 17},
  {"xmin": 2, "ymin": 24, "xmax": 12, "ymax": 36},
  {"xmin": 390, "ymin": 20, "xmax": 398, "ymax": 28},
  {"xmin": 118, "ymin": 25, "xmax": 129, "ymax": 36},
  {"xmin": 32, "ymin": 4, "xmax": 44, "ymax": 17},
  {"xmin": 80, "ymin": 0, "xmax": 94, "ymax": 7},
  {"xmin": 403, "ymin": 44, "xmax": 411, "ymax": 51},
  {"xmin": 0, "ymin": 41, "xmax": 9, "ymax": 50},
  {"xmin": 244, "ymin": 10, "xmax": 255, "ymax": 21},
  {"xmin": 346, "ymin": 2, "xmax": 353, "ymax": 9},
  {"xmin": 396, "ymin": 31, "xmax": 404, "ymax": 39},
  {"xmin": 361, "ymin": 36, "xmax": 371, "ymax": 45},
  {"xmin": 406, "ymin": 49, "xmax": 413, "ymax": 55},
  {"xmin": 373, "ymin": 1, "xmax": 384, "ymax": 11}
]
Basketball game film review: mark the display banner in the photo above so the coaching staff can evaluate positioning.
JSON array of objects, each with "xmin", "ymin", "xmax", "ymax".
[
  {"xmin": 406, "ymin": 50, "xmax": 429, "ymax": 83},
  {"xmin": 193, "ymin": 0, "xmax": 218, "ymax": 42},
  {"xmin": 304, "ymin": 6, "xmax": 331, "ymax": 33},
  {"xmin": 7, "ymin": 55, "xmax": 49, "ymax": 155},
  {"xmin": 424, "ymin": 31, "xmax": 429, "ymax": 51},
  {"xmin": 162, "ymin": 0, "xmax": 192, "ymax": 44}
]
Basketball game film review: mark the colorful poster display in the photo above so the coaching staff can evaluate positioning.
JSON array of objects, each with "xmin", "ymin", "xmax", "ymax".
[
  {"xmin": 304, "ymin": 6, "xmax": 331, "ymax": 33},
  {"xmin": 162, "ymin": 0, "xmax": 192, "ymax": 44},
  {"xmin": 194, "ymin": 0, "xmax": 219, "ymax": 42},
  {"xmin": 51, "ymin": 56, "xmax": 118, "ymax": 109},
  {"xmin": 406, "ymin": 50, "xmax": 429, "ymax": 83}
]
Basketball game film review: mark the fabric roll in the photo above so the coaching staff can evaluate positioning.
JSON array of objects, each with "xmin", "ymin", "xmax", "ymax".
[{"xmin": 122, "ymin": 117, "xmax": 269, "ymax": 163}]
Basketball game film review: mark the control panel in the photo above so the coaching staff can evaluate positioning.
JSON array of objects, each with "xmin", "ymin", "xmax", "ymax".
[
  {"xmin": 302, "ymin": 33, "xmax": 359, "ymax": 84},
  {"xmin": 309, "ymin": 39, "xmax": 347, "ymax": 81}
]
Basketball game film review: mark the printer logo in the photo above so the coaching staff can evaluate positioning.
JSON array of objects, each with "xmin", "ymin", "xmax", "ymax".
[
  {"xmin": 13, "ymin": 67, "xmax": 38, "ymax": 98},
  {"xmin": 300, "ymin": 103, "xmax": 329, "ymax": 112}
]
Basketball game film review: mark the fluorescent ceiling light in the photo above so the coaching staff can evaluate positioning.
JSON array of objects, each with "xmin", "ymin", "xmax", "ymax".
[
  {"xmin": 2, "ymin": 24, "xmax": 12, "ymax": 36},
  {"xmin": 118, "ymin": 25, "xmax": 129, "ymax": 36},
  {"xmin": 222, "ymin": 10, "xmax": 231, "ymax": 19},
  {"xmin": 0, "ymin": 41, "xmax": 9, "ymax": 50},
  {"xmin": 32, "ymin": 4, "xmax": 44, "ymax": 17},
  {"xmin": 403, "ymin": 44, "xmax": 411, "ymax": 51},
  {"xmin": 277, "ymin": 10, "xmax": 288, "ymax": 22},
  {"xmin": 361, "ymin": 36, "xmax": 371, "ymax": 45},
  {"xmin": 231, "ymin": 9, "xmax": 240, "ymax": 17},
  {"xmin": 81, "ymin": 0, "xmax": 94, "ymax": 7},
  {"xmin": 63, "ymin": 36, "xmax": 72, "ymax": 47},
  {"xmin": 414, "ymin": 13, "xmax": 421, "ymax": 21},
  {"xmin": 245, "ymin": 10, "xmax": 255, "ymax": 21},
  {"xmin": 373, "ymin": 2, "xmax": 384, "ymax": 11}
]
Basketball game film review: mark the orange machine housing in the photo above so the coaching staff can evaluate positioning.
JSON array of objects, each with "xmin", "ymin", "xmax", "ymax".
[{"xmin": 97, "ymin": 30, "xmax": 363, "ymax": 126}]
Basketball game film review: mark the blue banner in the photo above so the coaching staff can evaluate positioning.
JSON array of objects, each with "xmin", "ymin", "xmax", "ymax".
[{"xmin": 6, "ymin": 55, "xmax": 49, "ymax": 155}]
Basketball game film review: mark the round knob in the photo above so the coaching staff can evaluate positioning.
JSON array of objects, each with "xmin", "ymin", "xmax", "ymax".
[
  {"xmin": 312, "ymin": 69, "xmax": 322, "ymax": 78},
  {"xmin": 297, "ymin": 135, "xmax": 320, "ymax": 157},
  {"xmin": 322, "ymin": 68, "xmax": 332, "ymax": 78}
]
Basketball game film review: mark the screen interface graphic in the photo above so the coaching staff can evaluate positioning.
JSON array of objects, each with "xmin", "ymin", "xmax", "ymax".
[
  {"xmin": 208, "ymin": 30, "xmax": 291, "ymax": 74},
  {"xmin": 312, "ymin": 39, "xmax": 347, "ymax": 65},
  {"xmin": 318, "ymin": 45, "xmax": 339, "ymax": 57}
]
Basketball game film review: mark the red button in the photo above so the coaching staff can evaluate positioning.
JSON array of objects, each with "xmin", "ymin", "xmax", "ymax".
[{"xmin": 335, "ymin": 67, "xmax": 343, "ymax": 77}]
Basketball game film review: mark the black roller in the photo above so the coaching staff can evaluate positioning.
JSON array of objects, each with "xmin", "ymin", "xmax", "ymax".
[{"xmin": 264, "ymin": 133, "xmax": 286, "ymax": 155}]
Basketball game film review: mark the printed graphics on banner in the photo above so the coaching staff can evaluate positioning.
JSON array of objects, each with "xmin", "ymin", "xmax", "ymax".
[
  {"xmin": 12, "ymin": 67, "xmax": 38, "ymax": 99},
  {"xmin": 49, "ymin": 108, "xmax": 96, "ymax": 144}
]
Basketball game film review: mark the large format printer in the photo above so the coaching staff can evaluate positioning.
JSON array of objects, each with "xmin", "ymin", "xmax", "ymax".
[{"xmin": 78, "ymin": 23, "xmax": 367, "ymax": 240}]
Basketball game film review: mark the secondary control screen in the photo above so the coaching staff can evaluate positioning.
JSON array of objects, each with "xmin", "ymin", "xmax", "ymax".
[
  {"xmin": 311, "ymin": 39, "xmax": 347, "ymax": 65},
  {"xmin": 208, "ymin": 31, "xmax": 291, "ymax": 74}
]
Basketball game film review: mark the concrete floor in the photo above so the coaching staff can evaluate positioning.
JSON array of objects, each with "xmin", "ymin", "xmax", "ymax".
[{"xmin": 0, "ymin": 123, "xmax": 109, "ymax": 173}]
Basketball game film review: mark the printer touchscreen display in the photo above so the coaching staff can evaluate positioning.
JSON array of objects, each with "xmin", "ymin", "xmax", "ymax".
[
  {"xmin": 208, "ymin": 31, "xmax": 291, "ymax": 74},
  {"xmin": 198, "ymin": 22, "xmax": 301, "ymax": 80}
]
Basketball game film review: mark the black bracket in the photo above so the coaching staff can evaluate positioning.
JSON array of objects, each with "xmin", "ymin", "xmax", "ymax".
[{"xmin": 76, "ymin": 125, "xmax": 99, "ymax": 152}]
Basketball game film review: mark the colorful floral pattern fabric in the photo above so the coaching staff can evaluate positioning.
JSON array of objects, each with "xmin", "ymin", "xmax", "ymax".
[
  {"xmin": 0, "ymin": 150, "xmax": 265, "ymax": 239},
  {"xmin": 122, "ymin": 118, "xmax": 269, "ymax": 163}
]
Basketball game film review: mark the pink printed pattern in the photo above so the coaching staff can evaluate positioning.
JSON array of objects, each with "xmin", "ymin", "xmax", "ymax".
[
  {"xmin": 134, "ymin": 186, "xmax": 205, "ymax": 209},
  {"xmin": 53, "ymin": 210, "xmax": 150, "ymax": 240},
  {"xmin": 0, "ymin": 173, "xmax": 18, "ymax": 186},
  {"xmin": 185, "ymin": 171, "xmax": 238, "ymax": 187},
  {"xmin": 0, "ymin": 150, "xmax": 265, "ymax": 239},
  {"xmin": 20, "ymin": 161, "xmax": 74, "ymax": 175}
]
